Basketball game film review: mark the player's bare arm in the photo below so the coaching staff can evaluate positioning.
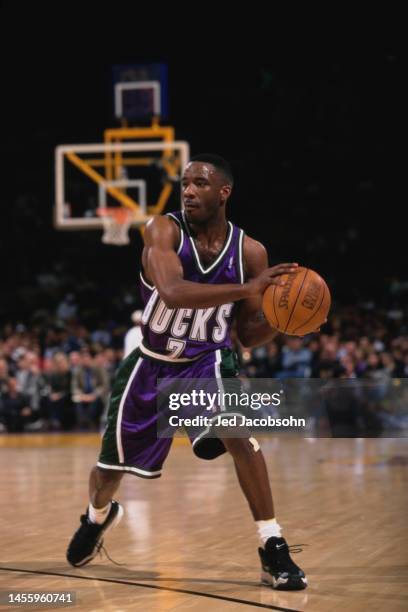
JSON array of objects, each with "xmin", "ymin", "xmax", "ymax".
[
  {"xmin": 235, "ymin": 236, "xmax": 298, "ymax": 348},
  {"xmin": 142, "ymin": 216, "xmax": 297, "ymax": 310}
]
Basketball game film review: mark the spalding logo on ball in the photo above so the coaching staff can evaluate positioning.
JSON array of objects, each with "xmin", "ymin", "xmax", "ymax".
[{"xmin": 262, "ymin": 267, "xmax": 331, "ymax": 336}]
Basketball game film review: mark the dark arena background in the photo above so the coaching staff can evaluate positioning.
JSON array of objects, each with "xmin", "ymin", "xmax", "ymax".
[{"xmin": 0, "ymin": 6, "xmax": 406, "ymax": 612}]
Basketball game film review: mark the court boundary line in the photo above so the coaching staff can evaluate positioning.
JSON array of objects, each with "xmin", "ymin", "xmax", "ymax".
[{"xmin": 0, "ymin": 566, "xmax": 303, "ymax": 611}]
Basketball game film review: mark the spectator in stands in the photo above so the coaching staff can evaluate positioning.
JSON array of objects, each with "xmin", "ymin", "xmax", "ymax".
[
  {"xmin": 353, "ymin": 348, "xmax": 367, "ymax": 377},
  {"xmin": 380, "ymin": 352, "xmax": 397, "ymax": 378},
  {"xmin": 339, "ymin": 354, "xmax": 357, "ymax": 378},
  {"xmin": 0, "ymin": 357, "xmax": 9, "ymax": 394},
  {"xmin": 265, "ymin": 342, "xmax": 282, "ymax": 378},
  {"xmin": 45, "ymin": 352, "xmax": 74, "ymax": 430},
  {"xmin": 56, "ymin": 293, "xmax": 78, "ymax": 322},
  {"xmin": 123, "ymin": 310, "xmax": 143, "ymax": 358},
  {"xmin": 94, "ymin": 349, "xmax": 118, "ymax": 385},
  {"xmin": 364, "ymin": 351, "xmax": 396, "ymax": 401},
  {"xmin": 72, "ymin": 350, "xmax": 109, "ymax": 429},
  {"xmin": 0, "ymin": 377, "xmax": 32, "ymax": 432},
  {"xmin": 320, "ymin": 366, "xmax": 367, "ymax": 437},
  {"xmin": 277, "ymin": 337, "xmax": 312, "ymax": 378},
  {"xmin": 15, "ymin": 350, "xmax": 44, "ymax": 421},
  {"xmin": 69, "ymin": 351, "xmax": 82, "ymax": 372},
  {"xmin": 91, "ymin": 321, "xmax": 112, "ymax": 348},
  {"xmin": 306, "ymin": 337, "xmax": 321, "ymax": 375},
  {"xmin": 43, "ymin": 328, "xmax": 62, "ymax": 361},
  {"xmin": 401, "ymin": 352, "xmax": 408, "ymax": 377},
  {"xmin": 313, "ymin": 337, "xmax": 339, "ymax": 376}
]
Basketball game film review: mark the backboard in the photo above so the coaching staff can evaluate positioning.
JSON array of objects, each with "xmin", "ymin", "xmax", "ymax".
[{"xmin": 54, "ymin": 141, "xmax": 190, "ymax": 231}]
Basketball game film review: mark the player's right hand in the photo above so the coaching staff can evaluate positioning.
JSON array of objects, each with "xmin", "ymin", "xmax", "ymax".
[{"xmin": 248, "ymin": 263, "xmax": 299, "ymax": 295}]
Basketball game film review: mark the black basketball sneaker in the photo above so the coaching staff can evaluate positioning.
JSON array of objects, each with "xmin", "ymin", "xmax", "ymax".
[
  {"xmin": 259, "ymin": 537, "xmax": 307, "ymax": 590},
  {"xmin": 66, "ymin": 500, "xmax": 123, "ymax": 567}
]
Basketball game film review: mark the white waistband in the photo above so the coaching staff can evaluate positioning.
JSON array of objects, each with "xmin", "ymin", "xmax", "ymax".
[{"xmin": 139, "ymin": 342, "xmax": 202, "ymax": 363}]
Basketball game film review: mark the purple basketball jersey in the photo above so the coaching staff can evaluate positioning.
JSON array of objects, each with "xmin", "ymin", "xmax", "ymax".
[{"xmin": 139, "ymin": 211, "xmax": 245, "ymax": 360}]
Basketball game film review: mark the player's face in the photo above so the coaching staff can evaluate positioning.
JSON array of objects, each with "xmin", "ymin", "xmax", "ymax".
[{"xmin": 181, "ymin": 162, "xmax": 230, "ymax": 224}]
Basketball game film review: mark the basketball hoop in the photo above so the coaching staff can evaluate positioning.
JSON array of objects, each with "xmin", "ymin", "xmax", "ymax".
[{"xmin": 97, "ymin": 207, "xmax": 134, "ymax": 245}]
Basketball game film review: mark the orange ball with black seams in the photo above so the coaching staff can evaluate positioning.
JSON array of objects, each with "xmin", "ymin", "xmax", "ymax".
[{"xmin": 262, "ymin": 267, "xmax": 331, "ymax": 336}]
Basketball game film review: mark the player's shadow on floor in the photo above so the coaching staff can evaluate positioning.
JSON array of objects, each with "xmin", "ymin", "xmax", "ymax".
[
  {"xmin": 2, "ymin": 562, "xmax": 255, "ymax": 587},
  {"xmin": 4, "ymin": 563, "xmax": 260, "ymax": 589},
  {"xmin": 81, "ymin": 565, "xmax": 258, "ymax": 588}
]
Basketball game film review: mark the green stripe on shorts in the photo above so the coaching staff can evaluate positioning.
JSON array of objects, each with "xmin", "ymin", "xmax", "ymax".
[
  {"xmin": 99, "ymin": 349, "xmax": 141, "ymax": 465},
  {"xmin": 220, "ymin": 348, "xmax": 240, "ymax": 377}
]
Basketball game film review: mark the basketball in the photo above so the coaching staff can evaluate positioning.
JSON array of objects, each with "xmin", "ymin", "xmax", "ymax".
[{"xmin": 262, "ymin": 267, "xmax": 331, "ymax": 336}]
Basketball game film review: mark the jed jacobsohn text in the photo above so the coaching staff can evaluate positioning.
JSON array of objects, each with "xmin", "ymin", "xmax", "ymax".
[
  {"xmin": 168, "ymin": 390, "xmax": 282, "ymax": 411},
  {"xmin": 168, "ymin": 414, "xmax": 306, "ymax": 428}
]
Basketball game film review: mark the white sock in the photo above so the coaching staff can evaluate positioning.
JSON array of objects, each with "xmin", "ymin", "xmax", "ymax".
[
  {"xmin": 256, "ymin": 518, "xmax": 282, "ymax": 545},
  {"xmin": 88, "ymin": 501, "xmax": 111, "ymax": 525}
]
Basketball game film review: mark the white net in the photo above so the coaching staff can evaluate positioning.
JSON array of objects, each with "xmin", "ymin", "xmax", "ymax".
[{"xmin": 97, "ymin": 208, "xmax": 133, "ymax": 245}]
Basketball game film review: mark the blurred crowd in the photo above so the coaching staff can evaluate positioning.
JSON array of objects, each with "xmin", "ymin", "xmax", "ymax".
[
  {"xmin": 239, "ymin": 307, "xmax": 408, "ymax": 380},
  {"xmin": 0, "ymin": 297, "xmax": 407, "ymax": 434}
]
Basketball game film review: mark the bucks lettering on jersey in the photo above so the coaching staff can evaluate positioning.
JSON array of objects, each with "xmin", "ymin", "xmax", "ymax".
[{"xmin": 139, "ymin": 211, "xmax": 245, "ymax": 360}]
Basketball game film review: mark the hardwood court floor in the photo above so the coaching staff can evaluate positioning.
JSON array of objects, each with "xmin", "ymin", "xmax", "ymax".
[{"xmin": 0, "ymin": 434, "xmax": 407, "ymax": 611}]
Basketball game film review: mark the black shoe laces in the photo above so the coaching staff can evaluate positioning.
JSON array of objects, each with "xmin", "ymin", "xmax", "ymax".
[
  {"xmin": 98, "ymin": 544, "xmax": 307, "ymax": 570},
  {"xmin": 287, "ymin": 544, "xmax": 307, "ymax": 554},
  {"xmin": 275, "ymin": 543, "xmax": 308, "ymax": 573},
  {"xmin": 99, "ymin": 544, "xmax": 126, "ymax": 566}
]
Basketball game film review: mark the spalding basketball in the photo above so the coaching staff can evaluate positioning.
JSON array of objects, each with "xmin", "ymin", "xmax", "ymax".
[{"xmin": 262, "ymin": 267, "xmax": 331, "ymax": 336}]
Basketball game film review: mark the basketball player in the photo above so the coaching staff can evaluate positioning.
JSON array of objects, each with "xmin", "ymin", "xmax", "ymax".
[{"xmin": 67, "ymin": 154, "xmax": 307, "ymax": 590}]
